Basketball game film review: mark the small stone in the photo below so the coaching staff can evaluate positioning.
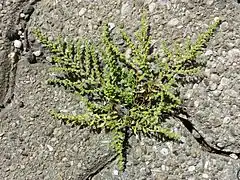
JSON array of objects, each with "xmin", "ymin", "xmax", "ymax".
[
  {"xmin": 46, "ymin": 144, "xmax": 53, "ymax": 151},
  {"xmin": 188, "ymin": 165, "xmax": 195, "ymax": 172},
  {"xmin": 8, "ymin": 52, "xmax": 18, "ymax": 63},
  {"xmin": 179, "ymin": 136, "xmax": 186, "ymax": 144},
  {"xmin": 212, "ymin": 90, "xmax": 222, "ymax": 97},
  {"xmin": 18, "ymin": 30, "xmax": 23, "ymax": 36},
  {"xmin": 188, "ymin": 177, "xmax": 195, "ymax": 180},
  {"xmin": 79, "ymin": 8, "xmax": 87, "ymax": 16},
  {"xmin": 167, "ymin": 18, "xmax": 179, "ymax": 27},
  {"xmin": 206, "ymin": 0, "xmax": 214, "ymax": 5},
  {"xmin": 36, "ymin": 170, "xmax": 42, "ymax": 175},
  {"xmin": 116, "ymin": 39, "xmax": 124, "ymax": 45},
  {"xmin": 209, "ymin": 82, "xmax": 217, "ymax": 91},
  {"xmin": 20, "ymin": 13, "xmax": 25, "ymax": 19},
  {"xmin": 108, "ymin": 23, "xmax": 115, "ymax": 31},
  {"xmin": 194, "ymin": 100, "xmax": 200, "ymax": 107},
  {"xmin": 192, "ymin": 129, "xmax": 201, "ymax": 139},
  {"xmin": 205, "ymin": 50, "xmax": 213, "ymax": 56},
  {"xmin": 220, "ymin": 22, "xmax": 229, "ymax": 31},
  {"xmin": 223, "ymin": 116, "xmax": 231, "ymax": 124},
  {"xmin": 62, "ymin": 157, "xmax": 68, "ymax": 162},
  {"xmin": 210, "ymin": 74, "xmax": 220, "ymax": 83},
  {"xmin": 229, "ymin": 153, "xmax": 238, "ymax": 160},
  {"xmin": 219, "ymin": 77, "xmax": 229, "ymax": 87},
  {"xmin": 33, "ymin": 50, "xmax": 42, "ymax": 57},
  {"xmin": 228, "ymin": 48, "xmax": 240, "ymax": 59},
  {"xmin": 113, "ymin": 169, "xmax": 119, "ymax": 176},
  {"xmin": 121, "ymin": 2, "xmax": 131, "ymax": 16},
  {"xmin": 30, "ymin": 112, "xmax": 39, "ymax": 118},
  {"xmin": 149, "ymin": 3, "xmax": 156, "ymax": 13},
  {"xmin": 225, "ymin": 89, "xmax": 238, "ymax": 98},
  {"xmin": 160, "ymin": 148, "xmax": 169, "ymax": 156},
  {"xmin": 159, "ymin": 0, "xmax": 168, "ymax": 5},
  {"xmin": 214, "ymin": 17, "xmax": 220, "ymax": 22},
  {"xmin": 216, "ymin": 142, "xmax": 225, "ymax": 149},
  {"xmin": 204, "ymin": 68, "xmax": 211, "ymax": 77},
  {"xmin": 202, "ymin": 173, "xmax": 209, "ymax": 179},
  {"xmin": 125, "ymin": 48, "xmax": 132, "ymax": 59},
  {"xmin": 14, "ymin": 40, "xmax": 22, "ymax": 48},
  {"xmin": 161, "ymin": 164, "xmax": 169, "ymax": 171}
]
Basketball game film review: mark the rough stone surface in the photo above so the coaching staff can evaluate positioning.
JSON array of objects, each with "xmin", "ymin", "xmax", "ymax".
[{"xmin": 0, "ymin": 0, "xmax": 240, "ymax": 180}]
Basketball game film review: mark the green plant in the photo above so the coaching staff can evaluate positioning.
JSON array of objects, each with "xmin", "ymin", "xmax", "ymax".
[{"xmin": 33, "ymin": 14, "xmax": 221, "ymax": 171}]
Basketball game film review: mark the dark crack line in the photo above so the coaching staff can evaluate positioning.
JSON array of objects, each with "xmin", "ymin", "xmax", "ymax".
[
  {"xmin": 175, "ymin": 114, "xmax": 240, "ymax": 158},
  {"xmin": 80, "ymin": 111, "xmax": 240, "ymax": 180},
  {"xmin": 0, "ymin": 0, "xmax": 41, "ymax": 110},
  {"xmin": 81, "ymin": 153, "xmax": 118, "ymax": 180}
]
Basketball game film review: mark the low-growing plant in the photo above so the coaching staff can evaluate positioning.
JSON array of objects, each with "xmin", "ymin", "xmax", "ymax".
[{"xmin": 33, "ymin": 13, "xmax": 221, "ymax": 171}]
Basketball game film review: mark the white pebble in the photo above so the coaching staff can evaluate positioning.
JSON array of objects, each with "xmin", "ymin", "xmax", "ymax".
[
  {"xmin": 33, "ymin": 50, "xmax": 42, "ymax": 57},
  {"xmin": 78, "ymin": 8, "xmax": 87, "ymax": 16},
  {"xmin": 188, "ymin": 165, "xmax": 195, "ymax": 172},
  {"xmin": 14, "ymin": 40, "xmax": 22, "ymax": 48},
  {"xmin": 202, "ymin": 173, "xmax": 209, "ymax": 178},
  {"xmin": 149, "ymin": 3, "xmax": 156, "ymax": 13},
  {"xmin": 205, "ymin": 50, "xmax": 213, "ymax": 56},
  {"xmin": 223, "ymin": 116, "xmax": 230, "ymax": 124},
  {"xmin": 46, "ymin": 144, "xmax": 53, "ymax": 151},
  {"xmin": 18, "ymin": 30, "xmax": 23, "ymax": 36},
  {"xmin": 167, "ymin": 18, "xmax": 179, "ymax": 27},
  {"xmin": 8, "ymin": 52, "xmax": 17, "ymax": 61},
  {"xmin": 108, "ymin": 22, "xmax": 115, "ymax": 31},
  {"xmin": 121, "ymin": 2, "xmax": 131, "ymax": 16},
  {"xmin": 20, "ymin": 13, "xmax": 25, "ymax": 18},
  {"xmin": 62, "ymin": 157, "xmax": 68, "ymax": 162},
  {"xmin": 229, "ymin": 153, "xmax": 238, "ymax": 160},
  {"xmin": 214, "ymin": 17, "xmax": 220, "ymax": 22},
  {"xmin": 113, "ymin": 169, "xmax": 118, "ymax": 176},
  {"xmin": 160, "ymin": 148, "xmax": 169, "ymax": 156}
]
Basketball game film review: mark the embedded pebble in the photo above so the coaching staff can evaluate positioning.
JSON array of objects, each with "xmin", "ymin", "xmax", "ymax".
[
  {"xmin": 78, "ymin": 8, "xmax": 87, "ymax": 16},
  {"xmin": 149, "ymin": 3, "xmax": 156, "ymax": 13},
  {"xmin": 220, "ymin": 21, "xmax": 229, "ymax": 31},
  {"xmin": 20, "ymin": 13, "xmax": 25, "ymax": 18},
  {"xmin": 205, "ymin": 50, "xmax": 213, "ymax": 56},
  {"xmin": 229, "ymin": 153, "xmax": 238, "ymax": 160},
  {"xmin": 14, "ymin": 40, "xmax": 22, "ymax": 48},
  {"xmin": 202, "ymin": 173, "xmax": 209, "ymax": 179},
  {"xmin": 160, "ymin": 148, "xmax": 169, "ymax": 156},
  {"xmin": 228, "ymin": 49, "xmax": 240, "ymax": 60},
  {"xmin": 167, "ymin": 18, "xmax": 179, "ymax": 27},
  {"xmin": 188, "ymin": 166, "xmax": 196, "ymax": 172},
  {"xmin": 206, "ymin": 0, "xmax": 214, "ymax": 5},
  {"xmin": 46, "ymin": 144, "xmax": 53, "ymax": 152},
  {"xmin": 33, "ymin": 50, "xmax": 41, "ymax": 57},
  {"xmin": 113, "ymin": 169, "xmax": 119, "ymax": 176},
  {"xmin": 108, "ymin": 22, "xmax": 115, "ymax": 31},
  {"xmin": 121, "ymin": 2, "xmax": 131, "ymax": 16}
]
